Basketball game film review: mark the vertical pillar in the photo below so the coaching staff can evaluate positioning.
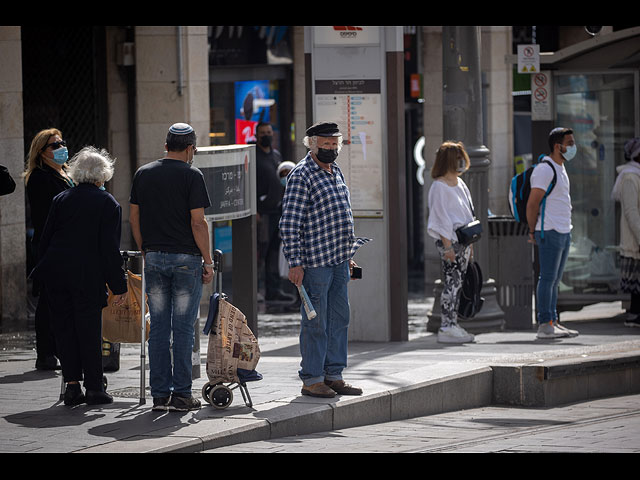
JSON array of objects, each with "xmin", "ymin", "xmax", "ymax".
[
  {"xmin": 0, "ymin": 27, "xmax": 27, "ymax": 332},
  {"xmin": 304, "ymin": 26, "xmax": 406, "ymax": 341},
  {"xmin": 429, "ymin": 26, "xmax": 504, "ymax": 333},
  {"xmin": 386, "ymin": 28, "xmax": 408, "ymax": 341}
]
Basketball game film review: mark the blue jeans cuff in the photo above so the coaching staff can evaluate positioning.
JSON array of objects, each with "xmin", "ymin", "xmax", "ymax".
[{"xmin": 302, "ymin": 376, "xmax": 325, "ymax": 386}]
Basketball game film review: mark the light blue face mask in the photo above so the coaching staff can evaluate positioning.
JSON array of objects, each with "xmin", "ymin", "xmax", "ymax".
[
  {"xmin": 562, "ymin": 144, "xmax": 577, "ymax": 161},
  {"xmin": 99, "ymin": 185, "xmax": 105, "ymax": 191},
  {"xmin": 280, "ymin": 177, "xmax": 287, "ymax": 186},
  {"xmin": 52, "ymin": 147, "xmax": 69, "ymax": 165}
]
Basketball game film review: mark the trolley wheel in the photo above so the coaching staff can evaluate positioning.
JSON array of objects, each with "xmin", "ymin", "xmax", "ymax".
[
  {"xmin": 208, "ymin": 384, "xmax": 233, "ymax": 409},
  {"xmin": 201, "ymin": 382, "xmax": 213, "ymax": 404},
  {"xmin": 102, "ymin": 375, "xmax": 108, "ymax": 391}
]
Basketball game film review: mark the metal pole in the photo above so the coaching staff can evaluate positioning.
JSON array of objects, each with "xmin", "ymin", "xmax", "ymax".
[
  {"xmin": 139, "ymin": 253, "xmax": 146, "ymax": 405},
  {"xmin": 436, "ymin": 26, "xmax": 505, "ymax": 333}
]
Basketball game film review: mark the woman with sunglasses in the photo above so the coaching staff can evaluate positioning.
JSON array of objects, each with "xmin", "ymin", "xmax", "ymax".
[{"xmin": 24, "ymin": 128, "xmax": 75, "ymax": 371}]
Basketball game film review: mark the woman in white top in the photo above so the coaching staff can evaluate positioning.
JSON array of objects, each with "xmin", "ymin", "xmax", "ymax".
[{"xmin": 427, "ymin": 141, "xmax": 475, "ymax": 344}]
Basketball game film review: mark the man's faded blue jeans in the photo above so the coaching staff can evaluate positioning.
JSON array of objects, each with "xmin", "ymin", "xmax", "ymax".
[
  {"xmin": 535, "ymin": 230, "xmax": 571, "ymax": 324},
  {"xmin": 145, "ymin": 252, "xmax": 202, "ymax": 399},
  {"xmin": 299, "ymin": 261, "xmax": 350, "ymax": 386}
]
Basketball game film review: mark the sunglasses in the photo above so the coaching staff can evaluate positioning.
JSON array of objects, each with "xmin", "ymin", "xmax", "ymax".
[{"xmin": 41, "ymin": 140, "xmax": 66, "ymax": 151}]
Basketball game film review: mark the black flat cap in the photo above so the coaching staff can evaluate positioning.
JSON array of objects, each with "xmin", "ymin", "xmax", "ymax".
[{"xmin": 306, "ymin": 121, "xmax": 341, "ymax": 137}]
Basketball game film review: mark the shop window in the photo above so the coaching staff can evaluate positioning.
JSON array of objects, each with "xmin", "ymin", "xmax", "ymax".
[{"xmin": 555, "ymin": 72, "xmax": 636, "ymax": 294}]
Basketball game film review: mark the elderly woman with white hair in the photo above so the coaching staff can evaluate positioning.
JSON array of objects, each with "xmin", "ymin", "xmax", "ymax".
[{"xmin": 31, "ymin": 146, "xmax": 127, "ymax": 406}]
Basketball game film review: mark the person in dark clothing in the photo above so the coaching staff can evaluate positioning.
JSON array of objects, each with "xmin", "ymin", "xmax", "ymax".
[
  {"xmin": 24, "ymin": 128, "xmax": 75, "ymax": 370},
  {"xmin": 255, "ymin": 122, "xmax": 292, "ymax": 303},
  {"xmin": 31, "ymin": 146, "xmax": 127, "ymax": 406},
  {"xmin": 0, "ymin": 165, "xmax": 16, "ymax": 195}
]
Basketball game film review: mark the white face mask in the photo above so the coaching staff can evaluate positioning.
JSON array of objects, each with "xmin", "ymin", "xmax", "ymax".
[{"xmin": 562, "ymin": 144, "xmax": 577, "ymax": 161}]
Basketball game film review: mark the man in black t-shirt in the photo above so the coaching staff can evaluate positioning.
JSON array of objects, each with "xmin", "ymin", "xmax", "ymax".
[{"xmin": 129, "ymin": 123, "xmax": 213, "ymax": 412}]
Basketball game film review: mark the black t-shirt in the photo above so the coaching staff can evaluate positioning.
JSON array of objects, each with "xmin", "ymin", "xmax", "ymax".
[{"xmin": 130, "ymin": 158, "xmax": 211, "ymax": 255}]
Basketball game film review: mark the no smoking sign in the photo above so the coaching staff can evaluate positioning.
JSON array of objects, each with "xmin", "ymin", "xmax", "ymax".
[{"xmin": 531, "ymin": 71, "xmax": 553, "ymax": 121}]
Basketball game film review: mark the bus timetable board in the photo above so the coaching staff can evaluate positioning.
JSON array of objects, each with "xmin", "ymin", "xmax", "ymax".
[
  {"xmin": 314, "ymin": 79, "xmax": 384, "ymax": 218},
  {"xmin": 192, "ymin": 145, "xmax": 256, "ymax": 222}
]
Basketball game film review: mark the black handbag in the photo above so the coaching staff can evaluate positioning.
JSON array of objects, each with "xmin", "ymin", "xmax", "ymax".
[
  {"xmin": 455, "ymin": 189, "xmax": 482, "ymax": 247},
  {"xmin": 458, "ymin": 261, "xmax": 484, "ymax": 319}
]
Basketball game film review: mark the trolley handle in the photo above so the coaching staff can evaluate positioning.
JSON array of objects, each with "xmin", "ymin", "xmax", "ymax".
[{"xmin": 213, "ymin": 249, "xmax": 223, "ymax": 295}]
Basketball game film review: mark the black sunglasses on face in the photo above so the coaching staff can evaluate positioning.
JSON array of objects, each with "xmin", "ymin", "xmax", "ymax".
[{"xmin": 41, "ymin": 140, "xmax": 66, "ymax": 151}]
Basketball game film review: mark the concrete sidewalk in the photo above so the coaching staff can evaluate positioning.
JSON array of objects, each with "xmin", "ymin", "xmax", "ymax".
[{"xmin": 1, "ymin": 299, "xmax": 639, "ymax": 453}]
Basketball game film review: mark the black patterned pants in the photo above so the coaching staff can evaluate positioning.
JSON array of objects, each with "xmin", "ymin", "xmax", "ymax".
[{"xmin": 436, "ymin": 240, "xmax": 471, "ymax": 328}]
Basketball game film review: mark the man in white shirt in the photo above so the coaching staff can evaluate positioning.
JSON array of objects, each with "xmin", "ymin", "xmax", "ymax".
[{"xmin": 527, "ymin": 127, "xmax": 579, "ymax": 339}]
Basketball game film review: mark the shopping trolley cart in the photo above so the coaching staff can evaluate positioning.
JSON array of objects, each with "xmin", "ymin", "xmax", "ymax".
[{"xmin": 201, "ymin": 250, "xmax": 262, "ymax": 409}]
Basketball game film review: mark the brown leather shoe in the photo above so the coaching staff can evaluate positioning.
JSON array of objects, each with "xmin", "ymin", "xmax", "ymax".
[
  {"xmin": 301, "ymin": 382, "xmax": 336, "ymax": 398},
  {"xmin": 325, "ymin": 379, "xmax": 362, "ymax": 395}
]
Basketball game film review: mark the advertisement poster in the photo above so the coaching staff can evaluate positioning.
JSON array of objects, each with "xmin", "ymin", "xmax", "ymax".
[{"xmin": 234, "ymin": 80, "xmax": 274, "ymax": 144}]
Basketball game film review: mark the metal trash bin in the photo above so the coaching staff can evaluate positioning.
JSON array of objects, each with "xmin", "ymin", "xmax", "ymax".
[{"xmin": 488, "ymin": 216, "xmax": 533, "ymax": 330}]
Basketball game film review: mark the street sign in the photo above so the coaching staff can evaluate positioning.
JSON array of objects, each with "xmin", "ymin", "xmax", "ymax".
[
  {"xmin": 531, "ymin": 71, "xmax": 553, "ymax": 121},
  {"xmin": 517, "ymin": 44, "xmax": 540, "ymax": 73}
]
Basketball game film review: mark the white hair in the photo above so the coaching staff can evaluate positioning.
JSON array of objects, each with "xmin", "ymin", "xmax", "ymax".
[
  {"xmin": 67, "ymin": 146, "xmax": 115, "ymax": 184},
  {"xmin": 303, "ymin": 135, "xmax": 343, "ymax": 153}
]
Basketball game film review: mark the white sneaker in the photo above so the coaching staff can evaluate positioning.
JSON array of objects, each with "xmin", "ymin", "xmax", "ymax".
[
  {"xmin": 536, "ymin": 322, "xmax": 570, "ymax": 339},
  {"xmin": 554, "ymin": 320, "xmax": 579, "ymax": 337},
  {"xmin": 438, "ymin": 324, "xmax": 475, "ymax": 344}
]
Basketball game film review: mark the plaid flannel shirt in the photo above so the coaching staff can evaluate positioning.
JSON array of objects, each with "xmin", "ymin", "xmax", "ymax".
[{"xmin": 279, "ymin": 153, "xmax": 370, "ymax": 269}]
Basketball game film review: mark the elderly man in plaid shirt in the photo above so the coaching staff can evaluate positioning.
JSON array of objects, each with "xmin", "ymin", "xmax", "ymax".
[{"xmin": 280, "ymin": 121, "xmax": 370, "ymax": 398}]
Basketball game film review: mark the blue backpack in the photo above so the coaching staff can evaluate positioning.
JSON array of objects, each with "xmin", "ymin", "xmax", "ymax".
[{"xmin": 508, "ymin": 155, "xmax": 557, "ymax": 238}]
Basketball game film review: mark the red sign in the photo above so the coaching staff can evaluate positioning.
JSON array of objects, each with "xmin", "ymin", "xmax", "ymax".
[{"xmin": 235, "ymin": 119, "xmax": 257, "ymax": 144}]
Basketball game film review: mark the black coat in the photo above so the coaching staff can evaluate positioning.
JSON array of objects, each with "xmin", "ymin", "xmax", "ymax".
[
  {"xmin": 0, "ymin": 165, "xmax": 16, "ymax": 196},
  {"xmin": 26, "ymin": 164, "xmax": 74, "ymax": 246},
  {"xmin": 31, "ymin": 183, "xmax": 127, "ymax": 308}
]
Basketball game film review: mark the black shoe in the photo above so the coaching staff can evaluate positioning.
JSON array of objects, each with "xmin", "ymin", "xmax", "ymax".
[
  {"xmin": 168, "ymin": 394, "xmax": 201, "ymax": 412},
  {"xmin": 64, "ymin": 383, "xmax": 86, "ymax": 406},
  {"xmin": 624, "ymin": 314, "xmax": 640, "ymax": 328},
  {"xmin": 152, "ymin": 396, "xmax": 170, "ymax": 411},
  {"xmin": 86, "ymin": 390, "xmax": 113, "ymax": 405},
  {"xmin": 35, "ymin": 355, "xmax": 60, "ymax": 371}
]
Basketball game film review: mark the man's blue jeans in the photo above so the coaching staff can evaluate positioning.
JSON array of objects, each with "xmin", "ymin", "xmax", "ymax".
[
  {"xmin": 299, "ymin": 261, "xmax": 350, "ymax": 386},
  {"xmin": 535, "ymin": 230, "xmax": 571, "ymax": 324},
  {"xmin": 145, "ymin": 252, "xmax": 202, "ymax": 398}
]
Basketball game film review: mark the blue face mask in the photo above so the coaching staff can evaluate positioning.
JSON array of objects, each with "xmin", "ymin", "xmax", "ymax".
[
  {"xmin": 99, "ymin": 185, "xmax": 105, "ymax": 191},
  {"xmin": 280, "ymin": 177, "xmax": 287, "ymax": 186},
  {"xmin": 562, "ymin": 144, "xmax": 577, "ymax": 161},
  {"xmin": 52, "ymin": 147, "xmax": 69, "ymax": 165}
]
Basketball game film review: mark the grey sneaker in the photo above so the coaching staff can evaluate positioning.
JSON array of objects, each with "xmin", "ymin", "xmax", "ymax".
[
  {"xmin": 536, "ymin": 322, "xmax": 570, "ymax": 339},
  {"xmin": 168, "ymin": 394, "xmax": 201, "ymax": 412}
]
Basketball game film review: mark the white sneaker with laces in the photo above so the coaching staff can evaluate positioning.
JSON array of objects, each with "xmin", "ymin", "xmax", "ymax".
[
  {"xmin": 438, "ymin": 324, "xmax": 475, "ymax": 344},
  {"xmin": 554, "ymin": 320, "xmax": 579, "ymax": 337}
]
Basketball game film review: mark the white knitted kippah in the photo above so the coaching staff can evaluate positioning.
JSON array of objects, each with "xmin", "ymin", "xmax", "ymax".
[{"xmin": 168, "ymin": 123, "xmax": 194, "ymax": 135}]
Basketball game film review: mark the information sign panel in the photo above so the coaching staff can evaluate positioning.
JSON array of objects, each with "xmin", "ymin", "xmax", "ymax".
[
  {"xmin": 314, "ymin": 79, "xmax": 384, "ymax": 217},
  {"xmin": 192, "ymin": 145, "xmax": 256, "ymax": 221}
]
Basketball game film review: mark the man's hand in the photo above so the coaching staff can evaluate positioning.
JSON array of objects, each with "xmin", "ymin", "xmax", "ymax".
[
  {"xmin": 349, "ymin": 259, "xmax": 359, "ymax": 278},
  {"xmin": 202, "ymin": 265, "xmax": 213, "ymax": 284},
  {"xmin": 527, "ymin": 232, "xmax": 536, "ymax": 245},
  {"xmin": 288, "ymin": 265, "xmax": 304, "ymax": 286}
]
